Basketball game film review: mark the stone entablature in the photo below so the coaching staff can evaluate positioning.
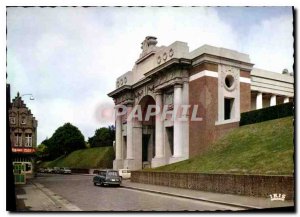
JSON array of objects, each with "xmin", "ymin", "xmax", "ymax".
[
  {"xmin": 109, "ymin": 38, "xmax": 253, "ymax": 100},
  {"xmin": 251, "ymin": 68, "xmax": 294, "ymax": 97}
]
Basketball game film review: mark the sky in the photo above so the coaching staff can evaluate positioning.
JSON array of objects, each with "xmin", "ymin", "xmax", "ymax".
[{"xmin": 6, "ymin": 6, "xmax": 294, "ymax": 145}]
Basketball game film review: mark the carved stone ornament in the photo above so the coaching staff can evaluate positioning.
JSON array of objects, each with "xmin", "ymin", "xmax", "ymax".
[
  {"xmin": 169, "ymin": 48, "xmax": 174, "ymax": 57},
  {"xmin": 157, "ymin": 56, "xmax": 161, "ymax": 64},
  {"xmin": 148, "ymin": 85, "xmax": 155, "ymax": 92},
  {"xmin": 163, "ymin": 52, "xmax": 167, "ymax": 61},
  {"xmin": 220, "ymin": 65, "xmax": 239, "ymax": 91},
  {"xmin": 141, "ymin": 36, "xmax": 158, "ymax": 56},
  {"xmin": 134, "ymin": 89, "xmax": 144, "ymax": 99}
]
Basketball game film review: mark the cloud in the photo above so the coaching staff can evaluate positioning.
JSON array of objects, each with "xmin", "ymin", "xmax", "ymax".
[{"xmin": 243, "ymin": 14, "xmax": 293, "ymax": 72}]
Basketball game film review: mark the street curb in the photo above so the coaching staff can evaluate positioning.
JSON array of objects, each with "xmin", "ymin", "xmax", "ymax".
[
  {"xmin": 122, "ymin": 186, "xmax": 261, "ymax": 210},
  {"xmin": 31, "ymin": 182, "xmax": 82, "ymax": 211}
]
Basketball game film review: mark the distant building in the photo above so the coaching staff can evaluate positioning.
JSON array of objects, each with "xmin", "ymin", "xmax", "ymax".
[
  {"xmin": 108, "ymin": 36, "xmax": 294, "ymax": 170},
  {"xmin": 9, "ymin": 92, "xmax": 38, "ymax": 179}
]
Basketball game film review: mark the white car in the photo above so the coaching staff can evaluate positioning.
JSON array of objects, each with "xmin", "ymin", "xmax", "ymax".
[
  {"xmin": 60, "ymin": 167, "xmax": 72, "ymax": 174},
  {"xmin": 118, "ymin": 169, "xmax": 131, "ymax": 179}
]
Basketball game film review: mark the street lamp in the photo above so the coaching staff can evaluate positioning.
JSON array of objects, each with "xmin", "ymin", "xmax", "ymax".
[{"xmin": 21, "ymin": 93, "xmax": 34, "ymax": 101}]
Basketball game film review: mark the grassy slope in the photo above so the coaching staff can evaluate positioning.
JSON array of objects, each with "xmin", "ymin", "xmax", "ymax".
[
  {"xmin": 151, "ymin": 117, "xmax": 294, "ymax": 175},
  {"xmin": 41, "ymin": 146, "xmax": 115, "ymax": 169}
]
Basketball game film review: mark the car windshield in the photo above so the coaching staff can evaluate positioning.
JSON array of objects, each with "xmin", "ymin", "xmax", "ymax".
[{"xmin": 107, "ymin": 171, "xmax": 118, "ymax": 176}]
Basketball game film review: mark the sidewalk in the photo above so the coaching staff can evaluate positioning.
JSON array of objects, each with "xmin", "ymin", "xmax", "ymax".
[
  {"xmin": 15, "ymin": 181, "xmax": 81, "ymax": 211},
  {"xmin": 121, "ymin": 180, "xmax": 294, "ymax": 210}
]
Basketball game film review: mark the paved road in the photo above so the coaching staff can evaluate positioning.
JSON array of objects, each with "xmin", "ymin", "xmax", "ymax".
[{"xmin": 35, "ymin": 174, "xmax": 241, "ymax": 211}]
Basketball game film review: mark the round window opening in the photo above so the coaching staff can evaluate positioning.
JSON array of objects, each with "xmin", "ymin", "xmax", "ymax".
[{"xmin": 225, "ymin": 74, "xmax": 235, "ymax": 89}]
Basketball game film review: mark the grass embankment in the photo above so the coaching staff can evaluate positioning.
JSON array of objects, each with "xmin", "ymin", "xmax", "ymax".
[
  {"xmin": 151, "ymin": 117, "xmax": 294, "ymax": 175},
  {"xmin": 41, "ymin": 146, "xmax": 114, "ymax": 169}
]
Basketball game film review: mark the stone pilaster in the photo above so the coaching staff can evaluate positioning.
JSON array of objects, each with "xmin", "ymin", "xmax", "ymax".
[
  {"xmin": 270, "ymin": 95, "xmax": 277, "ymax": 106},
  {"xmin": 151, "ymin": 90, "xmax": 166, "ymax": 168},
  {"xmin": 284, "ymin": 97, "xmax": 290, "ymax": 103},
  {"xmin": 173, "ymin": 84, "xmax": 183, "ymax": 157},
  {"xmin": 256, "ymin": 92, "xmax": 263, "ymax": 109},
  {"xmin": 113, "ymin": 106, "xmax": 123, "ymax": 170},
  {"xmin": 126, "ymin": 104, "xmax": 133, "ymax": 159}
]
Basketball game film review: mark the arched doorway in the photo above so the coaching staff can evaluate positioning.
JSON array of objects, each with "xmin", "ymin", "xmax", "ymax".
[{"xmin": 138, "ymin": 95, "xmax": 156, "ymax": 169}]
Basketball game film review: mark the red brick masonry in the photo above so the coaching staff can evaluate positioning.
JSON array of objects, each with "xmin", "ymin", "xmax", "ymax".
[{"xmin": 131, "ymin": 171, "xmax": 294, "ymax": 200}]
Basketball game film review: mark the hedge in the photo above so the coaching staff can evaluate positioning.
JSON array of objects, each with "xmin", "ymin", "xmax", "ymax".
[{"xmin": 240, "ymin": 102, "xmax": 294, "ymax": 126}]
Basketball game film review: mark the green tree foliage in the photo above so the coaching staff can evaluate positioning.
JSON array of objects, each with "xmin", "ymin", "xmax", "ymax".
[
  {"xmin": 46, "ymin": 123, "xmax": 86, "ymax": 160},
  {"xmin": 88, "ymin": 125, "xmax": 115, "ymax": 148},
  {"xmin": 36, "ymin": 143, "xmax": 49, "ymax": 161}
]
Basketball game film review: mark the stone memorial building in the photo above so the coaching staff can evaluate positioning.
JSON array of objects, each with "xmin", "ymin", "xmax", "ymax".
[{"xmin": 108, "ymin": 36, "xmax": 294, "ymax": 170}]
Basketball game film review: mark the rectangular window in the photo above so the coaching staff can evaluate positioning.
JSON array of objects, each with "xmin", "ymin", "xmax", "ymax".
[
  {"xmin": 10, "ymin": 117, "xmax": 15, "ymax": 124},
  {"xmin": 224, "ymin": 98, "xmax": 235, "ymax": 120},
  {"xmin": 15, "ymin": 133, "xmax": 22, "ymax": 147},
  {"xmin": 25, "ymin": 133, "xmax": 32, "ymax": 147}
]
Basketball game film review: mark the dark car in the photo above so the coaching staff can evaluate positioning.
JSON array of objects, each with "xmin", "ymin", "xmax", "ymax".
[{"xmin": 93, "ymin": 169, "xmax": 121, "ymax": 187}]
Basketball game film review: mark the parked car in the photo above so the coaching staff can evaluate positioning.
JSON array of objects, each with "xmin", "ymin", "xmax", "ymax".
[
  {"xmin": 38, "ymin": 168, "xmax": 46, "ymax": 173},
  {"xmin": 53, "ymin": 167, "xmax": 61, "ymax": 174},
  {"xmin": 46, "ymin": 168, "xmax": 54, "ymax": 173},
  {"xmin": 93, "ymin": 169, "xmax": 121, "ymax": 187},
  {"xmin": 118, "ymin": 169, "xmax": 131, "ymax": 179},
  {"xmin": 60, "ymin": 167, "xmax": 72, "ymax": 174}
]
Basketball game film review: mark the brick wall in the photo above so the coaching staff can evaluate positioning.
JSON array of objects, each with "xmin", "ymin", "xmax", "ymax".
[{"xmin": 131, "ymin": 171, "xmax": 294, "ymax": 200}]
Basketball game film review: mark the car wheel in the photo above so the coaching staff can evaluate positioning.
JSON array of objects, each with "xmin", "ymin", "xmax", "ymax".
[
  {"xmin": 99, "ymin": 180, "xmax": 103, "ymax": 186},
  {"xmin": 93, "ymin": 182, "xmax": 97, "ymax": 186}
]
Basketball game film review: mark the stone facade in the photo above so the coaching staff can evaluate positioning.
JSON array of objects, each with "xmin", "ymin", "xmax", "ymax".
[
  {"xmin": 108, "ymin": 36, "xmax": 294, "ymax": 170},
  {"xmin": 9, "ymin": 92, "xmax": 38, "ymax": 179}
]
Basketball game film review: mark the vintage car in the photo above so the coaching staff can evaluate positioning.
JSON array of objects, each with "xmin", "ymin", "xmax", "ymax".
[
  {"xmin": 118, "ymin": 169, "xmax": 131, "ymax": 179},
  {"xmin": 60, "ymin": 167, "xmax": 72, "ymax": 174},
  {"xmin": 46, "ymin": 168, "xmax": 54, "ymax": 173},
  {"xmin": 53, "ymin": 167, "xmax": 61, "ymax": 174},
  {"xmin": 93, "ymin": 169, "xmax": 121, "ymax": 187}
]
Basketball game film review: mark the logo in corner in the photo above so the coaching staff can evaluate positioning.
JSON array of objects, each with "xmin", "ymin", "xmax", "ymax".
[{"xmin": 269, "ymin": 193, "xmax": 286, "ymax": 201}]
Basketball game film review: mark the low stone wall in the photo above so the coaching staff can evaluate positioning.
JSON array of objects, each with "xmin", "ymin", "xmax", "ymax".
[
  {"xmin": 70, "ymin": 168, "xmax": 89, "ymax": 174},
  {"xmin": 131, "ymin": 171, "xmax": 294, "ymax": 200}
]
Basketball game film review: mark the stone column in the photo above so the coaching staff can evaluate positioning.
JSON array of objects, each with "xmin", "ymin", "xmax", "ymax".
[
  {"xmin": 256, "ymin": 92, "xmax": 263, "ymax": 109},
  {"xmin": 115, "ymin": 107, "xmax": 122, "ymax": 160},
  {"xmin": 151, "ymin": 90, "xmax": 166, "ymax": 168},
  {"xmin": 181, "ymin": 81, "xmax": 189, "ymax": 158},
  {"xmin": 284, "ymin": 97, "xmax": 290, "ymax": 103},
  {"xmin": 270, "ymin": 95, "xmax": 277, "ymax": 106},
  {"xmin": 173, "ymin": 84, "xmax": 183, "ymax": 157},
  {"xmin": 126, "ymin": 104, "xmax": 133, "ymax": 159},
  {"xmin": 155, "ymin": 91, "xmax": 164, "ymax": 158}
]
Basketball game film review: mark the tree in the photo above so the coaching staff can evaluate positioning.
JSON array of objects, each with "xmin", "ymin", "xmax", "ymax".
[
  {"xmin": 88, "ymin": 125, "xmax": 115, "ymax": 148},
  {"xmin": 46, "ymin": 123, "xmax": 86, "ymax": 160},
  {"xmin": 36, "ymin": 143, "xmax": 49, "ymax": 161}
]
